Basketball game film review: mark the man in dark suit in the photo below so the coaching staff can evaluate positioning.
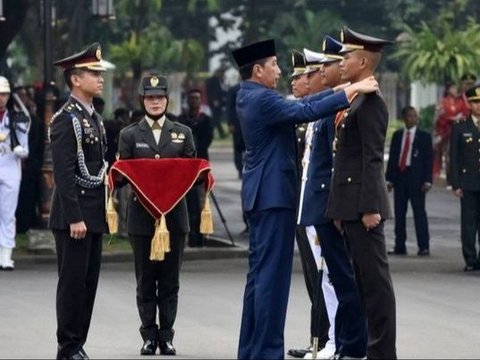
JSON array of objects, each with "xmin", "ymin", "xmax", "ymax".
[
  {"xmin": 117, "ymin": 73, "xmax": 195, "ymax": 355},
  {"xmin": 205, "ymin": 67, "xmax": 227, "ymax": 138},
  {"xmin": 231, "ymin": 39, "xmax": 378, "ymax": 359},
  {"xmin": 177, "ymin": 88, "xmax": 213, "ymax": 247},
  {"xmin": 326, "ymin": 26, "xmax": 397, "ymax": 359},
  {"xmin": 449, "ymin": 85, "xmax": 480, "ymax": 272},
  {"xmin": 49, "ymin": 43, "xmax": 108, "ymax": 360},
  {"xmin": 386, "ymin": 106, "xmax": 433, "ymax": 256}
]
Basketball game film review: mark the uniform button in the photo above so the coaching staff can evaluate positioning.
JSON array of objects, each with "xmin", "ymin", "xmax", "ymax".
[
  {"xmin": 463, "ymin": 169, "xmax": 467, "ymax": 173},
  {"xmin": 347, "ymin": 177, "xmax": 352, "ymax": 182},
  {"xmin": 155, "ymin": 154, "xmax": 160, "ymax": 159},
  {"xmin": 133, "ymin": 196, "xmax": 137, "ymax": 201},
  {"xmin": 321, "ymin": 183, "xmax": 325, "ymax": 188},
  {"xmin": 81, "ymin": 190, "xmax": 85, "ymax": 195},
  {"xmin": 341, "ymin": 124, "xmax": 345, "ymax": 128}
]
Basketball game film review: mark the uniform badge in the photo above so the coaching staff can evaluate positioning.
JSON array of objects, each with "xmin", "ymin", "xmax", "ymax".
[
  {"xmin": 178, "ymin": 133, "xmax": 186, "ymax": 140},
  {"xmin": 150, "ymin": 76, "xmax": 159, "ymax": 87},
  {"xmin": 0, "ymin": 133, "xmax": 6, "ymax": 142},
  {"xmin": 95, "ymin": 48, "xmax": 102, "ymax": 61},
  {"xmin": 171, "ymin": 132, "xmax": 178, "ymax": 139}
]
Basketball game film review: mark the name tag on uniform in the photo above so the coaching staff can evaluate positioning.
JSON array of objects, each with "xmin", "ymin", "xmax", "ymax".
[
  {"xmin": 463, "ymin": 133, "xmax": 473, "ymax": 137},
  {"xmin": 135, "ymin": 142, "xmax": 149, "ymax": 148},
  {"xmin": 84, "ymin": 128, "xmax": 95, "ymax": 135}
]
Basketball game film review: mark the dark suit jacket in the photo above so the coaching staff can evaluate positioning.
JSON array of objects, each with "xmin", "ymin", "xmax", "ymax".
[
  {"xmin": 327, "ymin": 92, "xmax": 391, "ymax": 221},
  {"xmin": 299, "ymin": 115, "xmax": 335, "ymax": 226},
  {"xmin": 385, "ymin": 127, "xmax": 433, "ymax": 189},
  {"xmin": 117, "ymin": 117, "xmax": 195, "ymax": 236},
  {"xmin": 49, "ymin": 97, "xmax": 107, "ymax": 233},
  {"xmin": 449, "ymin": 117, "xmax": 480, "ymax": 191},
  {"xmin": 237, "ymin": 81, "xmax": 350, "ymax": 213},
  {"xmin": 177, "ymin": 111, "xmax": 213, "ymax": 160}
]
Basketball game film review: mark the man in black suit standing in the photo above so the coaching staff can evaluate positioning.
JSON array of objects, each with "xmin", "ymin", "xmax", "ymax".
[
  {"xmin": 117, "ymin": 73, "xmax": 195, "ymax": 355},
  {"xmin": 386, "ymin": 106, "xmax": 433, "ymax": 256},
  {"xmin": 177, "ymin": 88, "xmax": 213, "ymax": 247},
  {"xmin": 450, "ymin": 85, "xmax": 480, "ymax": 272},
  {"xmin": 49, "ymin": 43, "xmax": 108, "ymax": 360},
  {"xmin": 326, "ymin": 26, "xmax": 397, "ymax": 359}
]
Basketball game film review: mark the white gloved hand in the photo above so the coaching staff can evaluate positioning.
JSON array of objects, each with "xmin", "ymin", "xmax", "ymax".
[{"xmin": 13, "ymin": 145, "xmax": 28, "ymax": 159}]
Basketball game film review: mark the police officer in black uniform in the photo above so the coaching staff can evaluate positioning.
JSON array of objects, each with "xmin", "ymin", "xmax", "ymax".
[
  {"xmin": 450, "ymin": 85, "xmax": 480, "ymax": 272},
  {"xmin": 117, "ymin": 73, "xmax": 195, "ymax": 356},
  {"xmin": 49, "ymin": 43, "xmax": 108, "ymax": 360}
]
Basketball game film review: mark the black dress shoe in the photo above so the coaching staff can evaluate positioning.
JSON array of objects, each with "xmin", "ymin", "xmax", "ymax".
[
  {"xmin": 287, "ymin": 346, "xmax": 311, "ymax": 358},
  {"xmin": 78, "ymin": 348, "xmax": 89, "ymax": 359},
  {"xmin": 159, "ymin": 340, "xmax": 176, "ymax": 356},
  {"xmin": 464, "ymin": 265, "xmax": 478, "ymax": 272},
  {"xmin": 140, "ymin": 340, "xmax": 158, "ymax": 355},
  {"xmin": 387, "ymin": 249, "xmax": 407, "ymax": 255},
  {"xmin": 417, "ymin": 249, "xmax": 430, "ymax": 256}
]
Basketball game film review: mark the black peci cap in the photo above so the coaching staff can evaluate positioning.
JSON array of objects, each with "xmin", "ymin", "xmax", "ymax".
[
  {"xmin": 138, "ymin": 73, "xmax": 169, "ymax": 97},
  {"xmin": 339, "ymin": 26, "xmax": 394, "ymax": 54},
  {"xmin": 232, "ymin": 39, "xmax": 276, "ymax": 68},
  {"xmin": 53, "ymin": 43, "xmax": 106, "ymax": 72}
]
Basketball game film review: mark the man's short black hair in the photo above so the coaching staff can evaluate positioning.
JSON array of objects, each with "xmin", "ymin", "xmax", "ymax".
[
  {"xmin": 238, "ymin": 58, "xmax": 269, "ymax": 81},
  {"xmin": 63, "ymin": 68, "xmax": 85, "ymax": 89},
  {"xmin": 400, "ymin": 105, "xmax": 416, "ymax": 118}
]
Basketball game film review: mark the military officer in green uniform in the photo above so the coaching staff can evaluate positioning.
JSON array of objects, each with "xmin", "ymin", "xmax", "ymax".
[{"xmin": 117, "ymin": 73, "xmax": 195, "ymax": 356}]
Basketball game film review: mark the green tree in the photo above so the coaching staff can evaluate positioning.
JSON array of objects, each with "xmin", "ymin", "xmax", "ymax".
[{"xmin": 392, "ymin": 1, "xmax": 480, "ymax": 84}]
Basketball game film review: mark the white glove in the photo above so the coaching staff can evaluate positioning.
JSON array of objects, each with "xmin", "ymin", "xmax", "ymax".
[{"xmin": 13, "ymin": 145, "xmax": 28, "ymax": 159}]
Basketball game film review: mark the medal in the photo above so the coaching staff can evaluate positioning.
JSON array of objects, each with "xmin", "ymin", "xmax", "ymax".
[{"xmin": 0, "ymin": 133, "xmax": 6, "ymax": 142}]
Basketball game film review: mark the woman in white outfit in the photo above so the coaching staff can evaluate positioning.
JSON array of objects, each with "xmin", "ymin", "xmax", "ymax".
[{"xmin": 0, "ymin": 76, "xmax": 29, "ymax": 271}]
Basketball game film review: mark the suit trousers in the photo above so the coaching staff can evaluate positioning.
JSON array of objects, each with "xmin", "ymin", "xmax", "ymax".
[
  {"xmin": 342, "ymin": 221, "xmax": 397, "ymax": 359},
  {"xmin": 315, "ymin": 223, "xmax": 367, "ymax": 358},
  {"xmin": 460, "ymin": 190, "xmax": 480, "ymax": 267},
  {"xmin": 54, "ymin": 230, "xmax": 103, "ymax": 359},
  {"xmin": 130, "ymin": 233, "xmax": 186, "ymax": 342},
  {"xmin": 238, "ymin": 208, "xmax": 295, "ymax": 360},
  {"xmin": 393, "ymin": 170, "xmax": 430, "ymax": 252},
  {"xmin": 295, "ymin": 225, "xmax": 329, "ymax": 347}
]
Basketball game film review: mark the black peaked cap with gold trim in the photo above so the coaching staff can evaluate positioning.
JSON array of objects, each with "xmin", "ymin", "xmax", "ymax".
[
  {"xmin": 340, "ymin": 26, "xmax": 394, "ymax": 54},
  {"xmin": 465, "ymin": 85, "xmax": 480, "ymax": 102},
  {"xmin": 138, "ymin": 73, "xmax": 169, "ymax": 97},
  {"xmin": 291, "ymin": 50, "xmax": 307, "ymax": 77},
  {"xmin": 232, "ymin": 39, "xmax": 276, "ymax": 68},
  {"xmin": 321, "ymin": 35, "xmax": 343, "ymax": 63},
  {"xmin": 54, "ymin": 42, "xmax": 106, "ymax": 72}
]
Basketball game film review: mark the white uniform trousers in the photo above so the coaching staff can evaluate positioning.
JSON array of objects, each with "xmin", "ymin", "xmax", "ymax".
[
  {"xmin": 305, "ymin": 225, "xmax": 338, "ymax": 350},
  {"xmin": 0, "ymin": 178, "xmax": 20, "ymax": 248}
]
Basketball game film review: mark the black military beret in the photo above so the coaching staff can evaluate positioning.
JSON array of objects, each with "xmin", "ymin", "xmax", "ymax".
[
  {"xmin": 138, "ymin": 73, "xmax": 168, "ymax": 97},
  {"xmin": 232, "ymin": 39, "xmax": 276, "ymax": 68},
  {"xmin": 339, "ymin": 26, "xmax": 394, "ymax": 54},
  {"xmin": 54, "ymin": 43, "xmax": 106, "ymax": 72}
]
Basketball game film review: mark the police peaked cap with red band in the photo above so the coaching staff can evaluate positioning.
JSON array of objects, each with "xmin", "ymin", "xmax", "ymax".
[
  {"xmin": 54, "ymin": 42, "xmax": 106, "ymax": 72},
  {"xmin": 108, "ymin": 158, "xmax": 215, "ymax": 219}
]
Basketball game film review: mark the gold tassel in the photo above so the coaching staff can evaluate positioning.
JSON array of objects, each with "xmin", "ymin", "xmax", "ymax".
[
  {"xmin": 106, "ymin": 193, "xmax": 118, "ymax": 234},
  {"xmin": 150, "ymin": 214, "xmax": 170, "ymax": 261},
  {"xmin": 200, "ymin": 194, "xmax": 214, "ymax": 234}
]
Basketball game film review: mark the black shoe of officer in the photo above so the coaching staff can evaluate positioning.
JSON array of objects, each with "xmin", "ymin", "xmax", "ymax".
[
  {"xmin": 140, "ymin": 340, "xmax": 158, "ymax": 355},
  {"xmin": 78, "ymin": 348, "xmax": 89, "ymax": 359},
  {"xmin": 159, "ymin": 340, "xmax": 176, "ymax": 356},
  {"xmin": 287, "ymin": 346, "xmax": 311, "ymax": 358}
]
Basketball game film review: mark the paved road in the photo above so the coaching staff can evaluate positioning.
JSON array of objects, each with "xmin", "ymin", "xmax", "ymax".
[{"xmin": 1, "ymin": 146, "xmax": 480, "ymax": 359}]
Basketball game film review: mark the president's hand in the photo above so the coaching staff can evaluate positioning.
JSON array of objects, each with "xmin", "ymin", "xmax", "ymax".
[
  {"xmin": 362, "ymin": 213, "xmax": 381, "ymax": 231},
  {"xmin": 70, "ymin": 221, "xmax": 87, "ymax": 240}
]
